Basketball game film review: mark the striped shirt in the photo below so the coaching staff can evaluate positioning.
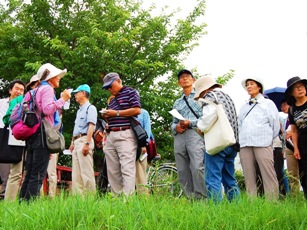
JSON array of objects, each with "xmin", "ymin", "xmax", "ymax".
[
  {"xmin": 199, "ymin": 89, "xmax": 239, "ymax": 143},
  {"xmin": 238, "ymin": 93, "xmax": 280, "ymax": 147},
  {"xmin": 107, "ymin": 86, "xmax": 141, "ymax": 128},
  {"xmin": 171, "ymin": 89, "xmax": 202, "ymax": 135}
]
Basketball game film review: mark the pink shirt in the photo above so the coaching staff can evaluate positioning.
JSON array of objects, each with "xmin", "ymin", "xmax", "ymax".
[{"xmin": 35, "ymin": 85, "xmax": 65, "ymax": 126}]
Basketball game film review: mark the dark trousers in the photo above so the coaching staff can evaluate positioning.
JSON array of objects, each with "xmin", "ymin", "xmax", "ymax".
[
  {"xmin": 19, "ymin": 130, "xmax": 50, "ymax": 201},
  {"xmin": 298, "ymin": 135, "xmax": 307, "ymax": 199}
]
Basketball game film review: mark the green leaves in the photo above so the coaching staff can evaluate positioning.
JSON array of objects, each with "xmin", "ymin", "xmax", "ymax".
[{"xmin": 0, "ymin": 0, "xmax": 207, "ymax": 161}]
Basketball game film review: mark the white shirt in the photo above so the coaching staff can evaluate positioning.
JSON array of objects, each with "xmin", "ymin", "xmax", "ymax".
[
  {"xmin": 0, "ymin": 98, "xmax": 9, "ymax": 128},
  {"xmin": 238, "ymin": 94, "xmax": 280, "ymax": 148}
]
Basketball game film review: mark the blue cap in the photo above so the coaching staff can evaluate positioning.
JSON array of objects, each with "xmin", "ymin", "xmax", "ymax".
[{"xmin": 72, "ymin": 84, "xmax": 91, "ymax": 94}]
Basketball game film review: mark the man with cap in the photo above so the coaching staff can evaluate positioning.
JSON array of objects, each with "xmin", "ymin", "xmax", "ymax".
[
  {"xmin": 69, "ymin": 84, "xmax": 97, "ymax": 195},
  {"xmin": 285, "ymin": 76, "xmax": 307, "ymax": 199},
  {"xmin": 238, "ymin": 77, "xmax": 279, "ymax": 200},
  {"xmin": 101, "ymin": 72, "xmax": 141, "ymax": 196},
  {"xmin": 194, "ymin": 76, "xmax": 240, "ymax": 202},
  {"xmin": 19, "ymin": 63, "xmax": 71, "ymax": 201},
  {"xmin": 170, "ymin": 69, "xmax": 207, "ymax": 199}
]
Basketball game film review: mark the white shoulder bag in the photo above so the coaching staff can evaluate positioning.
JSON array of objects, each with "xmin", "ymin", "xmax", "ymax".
[{"xmin": 200, "ymin": 93, "xmax": 236, "ymax": 155}]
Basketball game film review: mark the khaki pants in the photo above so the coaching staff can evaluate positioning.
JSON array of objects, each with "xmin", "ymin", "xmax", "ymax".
[
  {"xmin": 285, "ymin": 148, "xmax": 300, "ymax": 194},
  {"xmin": 40, "ymin": 154, "xmax": 58, "ymax": 198},
  {"xmin": 72, "ymin": 137, "xmax": 96, "ymax": 195},
  {"xmin": 240, "ymin": 146, "xmax": 279, "ymax": 200},
  {"xmin": 104, "ymin": 129, "xmax": 137, "ymax": 196},
  {"xmin": 5, "ymin": 156, "xmax": 24, "ymax": 201},
  {"xmin": 136, "ymin": 156, "xmax": 148, "ymax": 195}
]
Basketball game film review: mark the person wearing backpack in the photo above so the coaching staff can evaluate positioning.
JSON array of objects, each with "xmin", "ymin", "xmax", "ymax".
[
  {"xmin": 0, "ymin": 80, "xmax": 26, "ymax": 199},
  {"xmin": 69, "ymin": 84, "xmax": 97, "ymax": 195},
  {"xmin": 19, "ymin": 63, "xmax": 71, "ymax": 202}
]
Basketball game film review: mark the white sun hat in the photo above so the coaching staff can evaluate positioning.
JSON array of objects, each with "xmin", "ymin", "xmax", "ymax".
[{"xmin": 37, "ymin": 63, "xmax": 67, "ymax": 81}]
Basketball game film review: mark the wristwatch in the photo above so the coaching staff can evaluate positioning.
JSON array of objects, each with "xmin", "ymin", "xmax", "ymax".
[
  {"xmin": 116, "ymin": 110, "xmax": 120, "ymax": 117},
  {"xmin": 85, "ymin": 142, "xmax": 90, "ymax": 145}
]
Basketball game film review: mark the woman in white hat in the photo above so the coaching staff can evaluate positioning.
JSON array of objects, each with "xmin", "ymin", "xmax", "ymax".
[
  {"xmin": 285, "ymin": 76, "xmax": 307, "ymax": 199},
  {"xmin": 19, "ymin": 63, "xmax": 71, "ymax": 202},
  {"xmin": 238, "ymin": 77, "xmax": 280, "ymax": 200}
]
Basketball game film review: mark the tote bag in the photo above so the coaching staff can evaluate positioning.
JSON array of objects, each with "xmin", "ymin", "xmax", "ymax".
[
  {"xmin": 0, "ymin": 126, "xmax": 23, "ymax": 163},
  {"xmin": 202, "ymin": 98, "xmax": 236, "ymax": 155}
]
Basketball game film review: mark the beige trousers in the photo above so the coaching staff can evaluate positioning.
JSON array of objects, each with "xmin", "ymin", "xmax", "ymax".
[
  {"xmin": 104, "ymin": 129, "xmax": 137, "ymax": 196},
  {"xmin": 240, "ymin": 146, "xmax": 279, "ymax": 200},
  {"xmin": 72, "ymin": 136, "xmax": 96, "ymax": 195},
  {"xmin": 136, "ymin": 155, "xmax": 148, "ymax": 195},
  {"xmin": 285, "ymin": 148, "xmax": 300, "ymax": 194},
  {"xmin": 4, "ymin": 155, "xmax": 24, "ymax": 201}
]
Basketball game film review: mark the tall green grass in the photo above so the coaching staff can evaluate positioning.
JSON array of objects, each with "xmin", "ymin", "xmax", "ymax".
[{"xmin": 0, "ymin": 193, "xmax": 306, "ymax": 229}]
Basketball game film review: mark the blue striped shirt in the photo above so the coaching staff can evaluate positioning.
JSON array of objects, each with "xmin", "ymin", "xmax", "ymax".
[
  {"xmin": 171, "ymin": 89, "xmax": 203, "ymax": 135},
  {"xmin": 107, "ymin": 86, "xmax": 141, "ymax": 128}
]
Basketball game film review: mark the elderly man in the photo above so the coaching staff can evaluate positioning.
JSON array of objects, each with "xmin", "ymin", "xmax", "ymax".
[
  {"xmin": 101, "ymin": 72, "xmax": 141, "ymax": 196},
  {"xmin": 170, "ymin": 69, "xmax": 207, "ymax": 199},
  {"xmin": 69, "ymin": 84, "xmax": 97, "ymax": 195}
]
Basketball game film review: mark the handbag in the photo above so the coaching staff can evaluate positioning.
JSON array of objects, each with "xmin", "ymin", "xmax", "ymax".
[
  {"xmin": 42, "ymin": 119, "xmax": 65, "ymax": 153},
  {"xmin": 146, "ymin": 136, "xmax": 158, "ymax": 161},
  {"xmin": 201, "ymin": 94, "xmax": 236, "ymax": 155},
  {"xmin": 129, "ymin": 117, "xmax": 148, "ymax": 147},
  {"xmin": 0, "ymin": 126, "xmax": 24, "ymax": 163}
]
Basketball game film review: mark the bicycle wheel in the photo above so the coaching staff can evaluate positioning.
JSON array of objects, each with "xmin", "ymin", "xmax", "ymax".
[{"xmin": 149, "ymin": 165, "xmax": 183, "ymax": 197}]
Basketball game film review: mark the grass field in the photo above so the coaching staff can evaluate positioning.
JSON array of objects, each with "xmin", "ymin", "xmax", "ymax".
[{"xmin": 0, "ymin": 192, "xmax": 306, "ymax": 230}]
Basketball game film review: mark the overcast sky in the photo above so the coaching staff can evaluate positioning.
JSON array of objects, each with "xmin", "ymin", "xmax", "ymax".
[{"xmin": 147, "ymin": 0, "xmax": 307, "ymax": 107}]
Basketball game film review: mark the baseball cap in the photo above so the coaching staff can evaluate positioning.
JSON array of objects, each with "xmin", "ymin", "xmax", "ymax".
[
  {"xmin": 72, "ymin": 84, "xmax": 91, "ymax": 94},
  {"xmin": 102, "ymin": 72, "xmax": 120, "ymax": 89},
  {"xmin": 177, "ymin": 69, "xmax": 193, "ymax": 80}
]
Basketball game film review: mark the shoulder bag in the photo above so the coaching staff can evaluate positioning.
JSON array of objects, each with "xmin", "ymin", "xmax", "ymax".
[
  {"xmin": 114, "ymin": 98, "xmax": 148, "ymax": 147},
  {"xmin": 201, "ymin": 92, "xmax": 236, "ymax": 155},
  {"xmin": 0, "ymin": 125, "xmax": 24, "ymax": 163},
  {"xmin": 42, "ymin": 119, "xmax": 65, "ymax": 153}
]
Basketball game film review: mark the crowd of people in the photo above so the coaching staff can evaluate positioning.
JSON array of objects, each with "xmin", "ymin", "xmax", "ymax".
[{"xmin": 0, "ymin": 64, "xmax": 307, "ymax": 203}]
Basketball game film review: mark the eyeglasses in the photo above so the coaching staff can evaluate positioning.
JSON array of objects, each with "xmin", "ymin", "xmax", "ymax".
[
  {"xmin": 106, "ymin": 81, "xmax": 116, "ymax": 90},
  {"xmin": 293, "ymin": 84, "xmax": 305, "ymax": 91}
]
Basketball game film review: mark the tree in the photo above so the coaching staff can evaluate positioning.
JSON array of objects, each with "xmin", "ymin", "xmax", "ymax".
[{"xmin": 0, "ymin": 0, "xmax": 208, "ymax": 164}]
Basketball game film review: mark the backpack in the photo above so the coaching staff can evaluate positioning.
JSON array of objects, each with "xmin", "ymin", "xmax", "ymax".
[{"xmin": 10, "ymin": 89, "xmax": 40, "ymax": 141}]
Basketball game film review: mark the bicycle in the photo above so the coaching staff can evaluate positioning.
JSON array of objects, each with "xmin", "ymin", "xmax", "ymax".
[
  {"xmin": 147, "ymin": 159, "xmax": 183, "ymax": 198},
  {"xmin": 97, "ymin": 155, "xmax": 183, "ymax": 198}
]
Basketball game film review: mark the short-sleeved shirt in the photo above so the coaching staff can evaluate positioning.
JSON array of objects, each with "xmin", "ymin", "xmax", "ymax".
[
  {"xmin": 289, "ymin": 101, "xmax": 307, "ymax": 136},
  {"xmin": 73, "ymin": 101, "xmax": 97, "ymax": 136},
  {"xmin": 107, "ymin": 86, "xmax": 141, "ymax": 128}
]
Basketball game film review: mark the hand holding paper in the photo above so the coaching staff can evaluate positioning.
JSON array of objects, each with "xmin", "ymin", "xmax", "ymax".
[{"xmin": 169, "ymin": 109, "xmax": 186, "ymax": 121}]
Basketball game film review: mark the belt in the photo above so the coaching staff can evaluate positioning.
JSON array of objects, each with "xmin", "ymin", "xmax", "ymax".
[
  {"xmin": 72, "ymin": 133, "xmax": 87, "ymax": 141},
  {"xmin": 107, "ymin": 126, "xmax": 131, "ymax": 133}
]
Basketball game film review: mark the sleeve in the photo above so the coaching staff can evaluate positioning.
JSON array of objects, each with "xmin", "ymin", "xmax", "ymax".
[
  {"xmin": 40, "ymin": 87, "xmax": 65, "ymax": 116},
  {"xmin": 170, "ymin": 100, "xmax": 180, "ymax": 135},
  {"xmin": 268, "ymin": 101, "xmax": 280, "ymax": 138},
  {"xmin": 142, "ymin": 110, "xmax": 152, "ymax": 141},
  {"xmin": 3, "ymin": 95, "xmax": 23, "ymax": 125},
  {"xmin": 87, "ymin": 105, "xmax": 97, "ymax": 125},
  {"xmin": 197, "ymin": 102, "xmax": 218, "ymax": 133}
]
